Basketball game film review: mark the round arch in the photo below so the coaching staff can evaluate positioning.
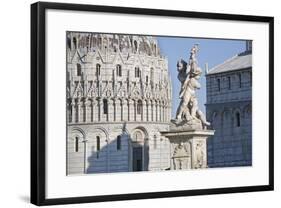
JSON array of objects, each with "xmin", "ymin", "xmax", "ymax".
[
  {"xmin": 87, "ymin": 126, "xmax": 109, "ymax": 140},
  {"xmin": 70, "ymin": 127, "xmax": 86, "ymax": 139}
]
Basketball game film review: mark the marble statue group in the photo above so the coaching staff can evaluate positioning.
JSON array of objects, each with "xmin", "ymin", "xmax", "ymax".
[{"xmin": 174, "ymin": 44, "xmax": 210, "ymax": 129}]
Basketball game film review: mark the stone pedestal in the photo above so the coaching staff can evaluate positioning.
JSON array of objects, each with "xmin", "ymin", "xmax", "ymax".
[{"xmin": 161, "ymin": 129, "xmax": 214, "ymax": 170}]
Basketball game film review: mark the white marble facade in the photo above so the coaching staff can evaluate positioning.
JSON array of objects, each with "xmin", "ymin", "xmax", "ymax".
[
  {"xmin": 66, "ymin": 32, "xmax": 172, "ymax": 174},
  {"xmin": 205, "ymin": 43, "xmax": 252, "ymax": 167}
]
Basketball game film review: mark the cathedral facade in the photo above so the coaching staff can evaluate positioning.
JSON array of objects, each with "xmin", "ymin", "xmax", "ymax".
[
  {"xmin": 66, "ymin": 32, "xmax": 172, "ymax": 174},
  {"xmin": 205, "ymin": 42, "xmax": 252, "ymax": 167}
]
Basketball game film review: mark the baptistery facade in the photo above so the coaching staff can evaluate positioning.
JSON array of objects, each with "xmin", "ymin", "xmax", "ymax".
[{"xmin": 66, "ymin": 32, "xmax": 172, "ymax": 174}]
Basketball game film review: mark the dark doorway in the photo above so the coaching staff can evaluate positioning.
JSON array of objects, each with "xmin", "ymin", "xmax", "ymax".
[{"xmin": 133, "ymin": 147, "xmax": 143, "ymax": 171}]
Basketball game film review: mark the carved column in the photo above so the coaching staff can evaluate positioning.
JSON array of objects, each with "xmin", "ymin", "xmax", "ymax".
[
  {"xmin": 164, "ymin": 104, "xmax": 167, "ymax": 122},
  {"xmin": 127, "ymin": 99, "xmax": 130, "ymax": 121},
  {"xmin": 146, "ymin": 100, "xmax": 149, "ymax": 122},
  {"xmin": 98, "ymin": 98, "xmax": 102, "ymax": 122},
  {"xmin": 134, "ymin": 100, "xmax": 137, "ymax": 121},
  {"xmin": 162, "ymin": 102, "xmax": 165, "ymax": 122},
  {"xmin": 70, "ymin": 99, "xmax": 75, "ymax": 123},
  {"xmin": 158, "ymin": 100, "xmax": 161, "ymax": 122},
  {"xmin": 155, "ymin": 100, "xmax": 158, "ymax": 122},
  {"xmin": 159, "ymin": 102, "xmax": 162, "ymax": 122},
  {"xmin": 76, "ymin": 99, "xmax": 81, "ymax": 123},
  {"xmin": 108, "ymin": 99, "xmax": 113, "ymax": 122},
  {"xmin": 160, "ymin": 102, "xmax": 163, "ymax": 122},
  {"xmin": 83, "ymin": 99, "xmax": 87, "ymax": 122},
  {"xmin": 162, "ymin": 104, "xmax": 165, "ymax": 122},
  {"xmin": 85, "ymin": 99, "xmax": 92, "ymax": 123},
  {"xmin": 140, "ymin": 100, "xmax": 144, "ymax": 121},
  {"xmin": 113, "ymin": 99, "xmax": 117, "ymax": 121},
  {"xmin": 80, "ymin": 99, "xmax": 85, "ymax": 123},
  {"xmin": 90, "ymin": 99, "xmax": 94, "ymax": 122},
  {"xmin": 120, "ymin": 99, "xmax": 123, "ymax": 121},
  {"xmin": 129, "ymin": 99, "xmax": 134, "ymax": 121},
  {"xmin": 123, "ymin": 99, "xmax": 128, "ymax": 121},
  {"xmin": 151, "ymin": 101, "xmax": 154, "ymax": 121},
  {"xmin": 163, "ymin": 104, "xmax": 165, "ymax": 122}
]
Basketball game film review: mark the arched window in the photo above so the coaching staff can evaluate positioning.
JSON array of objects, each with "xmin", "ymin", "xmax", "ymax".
[
  {"xmin": 116, "ymin": 65, "xmax": 122, "ymax": 77},
  {"xmin": 117, "ymin": 135, "xmax": 121, "ymax": 150},
  {"xmin": 239, "ymin": 74, "xmax": 242, "ymax": 88},
  {"xmin": 217, "ymin": 78, "xmax": 221, "ymax": 91},
  {"xmin": 137, "ymin": 100, "xmax": 142, "ymax": 114},
  {"xmin": 75, "ymin": 137, "xmax": 79, "ymax": 152},
  {"xmin": 135, "ymin": 67, "xmax": 140, "ymax": 78},
  {"xmin": 236, "ymin": 112, "xmax": 241, "ymax": 127},
  {"xmin": 77, "ymin": 63, "xmax": 82, "ymax": 76},
  {"xmin": 133, "ymin": 131, "xmax": 143, "ymax": 143},
  {"xmin": 96, "ymin": 136, "xmax": 100, "ymax": 151},
  {"xmin": 228, "ymin": 76, "xmax": 231, "ymax": 90},
  {"xmin": 103, "ymin": 99, "xmax": 108, "ymax": 114},
  {"xmin": 96, "ymin": 64, "xmax": 101, "ymax": 77},
  {"xmin": 134, "ymin": 40, "xmax": 138, "ymax": 52},
  {"xmin": 146, "ymin": 75, "xmax": 149, "ymax": 83}
]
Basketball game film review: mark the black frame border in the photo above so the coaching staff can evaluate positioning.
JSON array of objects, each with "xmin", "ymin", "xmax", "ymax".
[{"xmin": 31, "ymin": 1, "xmax": 274, "ymax": 206}]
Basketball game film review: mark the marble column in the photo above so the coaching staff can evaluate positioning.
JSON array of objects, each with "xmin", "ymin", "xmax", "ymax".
[
  {"xmin": 70, "ymin": 99, "xmax": 75, "ymax": 123},
  {"xmin": 98, "ymin": 98, "xmax": 102, "ymax": 122},
  {"xmin": 77, "ymin": 99, "xmax": 81, "ymax": 123},
  {"xmin": 129, "ymin": 100, "xmax": 134, "ymax": 121},
  {"xmin": 151, "ymin": 101, "xmax": 154, "ymax": 121},
  {"xmin": 108, "ymin": 99, "xmax": 113, "ymax": 122}
]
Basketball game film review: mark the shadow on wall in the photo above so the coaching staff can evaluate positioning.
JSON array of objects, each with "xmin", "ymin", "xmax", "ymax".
[{"xmin": 86, "ymin": 122, "xmax": 150, "ymax": 174}]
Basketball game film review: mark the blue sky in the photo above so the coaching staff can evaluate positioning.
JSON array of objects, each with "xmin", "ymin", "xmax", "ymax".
[{"xmin": 157, "ymin": 36, "xmax": 246, "ymax": 117}]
